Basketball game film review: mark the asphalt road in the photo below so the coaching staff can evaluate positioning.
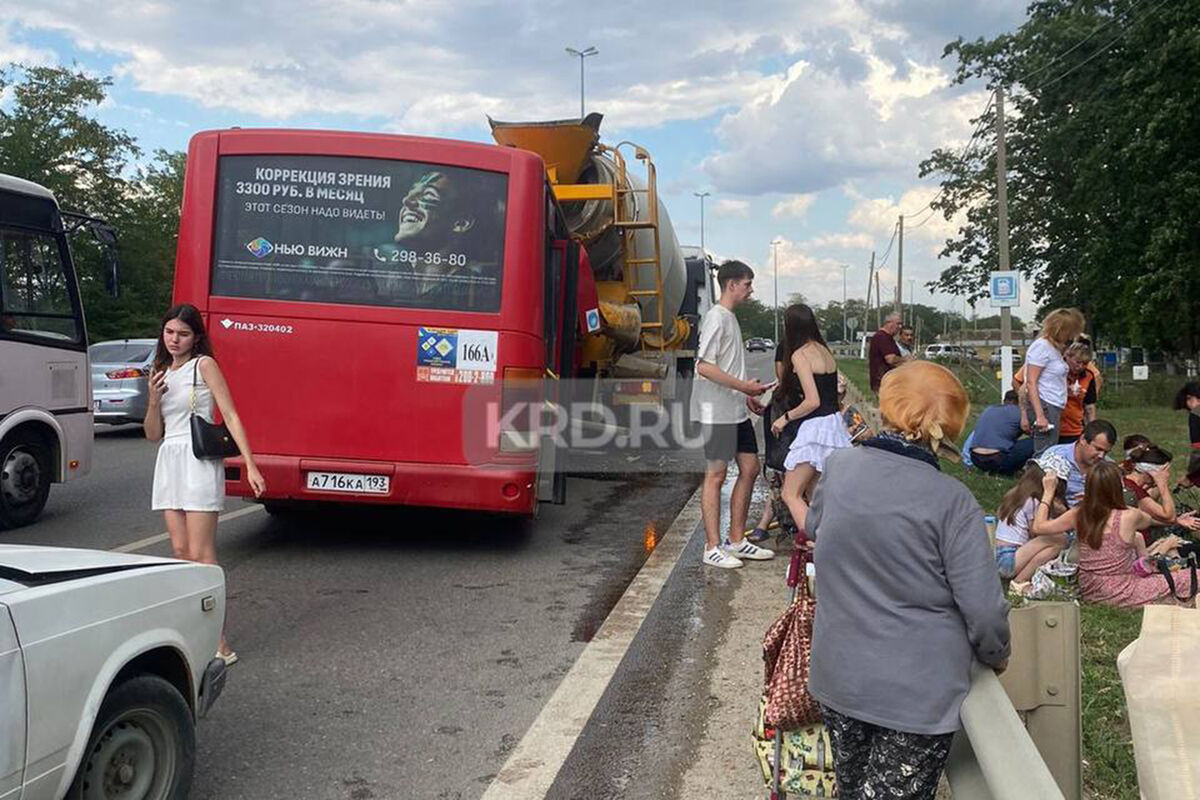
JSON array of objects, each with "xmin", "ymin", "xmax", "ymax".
[{"xmin": 14, "ymin": 350, "xmax": 778, "ymax": 800}]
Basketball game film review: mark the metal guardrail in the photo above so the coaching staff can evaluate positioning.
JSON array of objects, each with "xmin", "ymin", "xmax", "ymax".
[{"xmin": 946, "ymin": 602, "xmax": 1081, "ymax": 800}]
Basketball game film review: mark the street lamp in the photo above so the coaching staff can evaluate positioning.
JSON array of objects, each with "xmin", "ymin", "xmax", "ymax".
[
  {"xmin": 565, "ymin": 46, "xmax": 598, "ymax": 118},
  {"xmin": 693, "ymin": 191, "xmax": 710, "ymax": 257},
  {"xmin": 770, "ymin": 238, "xmax": 782, "ymax": 344},
  {"xmin": 840, "ymin": 264, "xmax": 850, "ymax": 343}
]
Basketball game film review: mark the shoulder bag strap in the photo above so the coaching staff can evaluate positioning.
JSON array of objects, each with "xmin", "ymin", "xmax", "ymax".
[{"xmin": 190, "ymin": 358, "xmax": 198, "ymax": 418}]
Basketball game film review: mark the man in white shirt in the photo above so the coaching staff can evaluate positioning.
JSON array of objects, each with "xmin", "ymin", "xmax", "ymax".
[{"xmin": 691, "ymin": 260, "xmax": 776, "ymax": 568}]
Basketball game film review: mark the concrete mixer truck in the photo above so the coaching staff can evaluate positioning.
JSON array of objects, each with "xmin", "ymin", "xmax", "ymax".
[
  {"xmin": 490, "ymin": 113, "xmax": 713, "ymax": 423},
  {"xmin": 168, "ymin": 119, "xmax": 711, "ymax": 517}
]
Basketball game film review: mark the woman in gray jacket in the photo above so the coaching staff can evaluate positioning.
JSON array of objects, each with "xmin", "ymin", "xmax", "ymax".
[{"xmin": 807, "ymin": 360, "xmax": 1011, "ymax": 799}]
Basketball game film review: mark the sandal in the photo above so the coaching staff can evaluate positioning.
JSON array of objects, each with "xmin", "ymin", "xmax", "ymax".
[{"xmin": 216, "ymin": 649, "xmax": 239, "ymax": 667}]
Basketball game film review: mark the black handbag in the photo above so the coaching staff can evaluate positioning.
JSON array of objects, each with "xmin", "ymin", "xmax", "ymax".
[
  {"xmin": 189, "ymin": 359, "xmax": 239, "ymax": 460},
  {"xmin": 1156, "ymin": 553, "xmax": 1199, "ymax": 602},
  {"xmin": 765, "ymin": 391, "xmax": 801, "ymax": 472}
]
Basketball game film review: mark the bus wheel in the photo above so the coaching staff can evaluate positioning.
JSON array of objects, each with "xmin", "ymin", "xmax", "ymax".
[{"xmin": 0, "ymin": 431, "xmax": 52, "ymax": 530}]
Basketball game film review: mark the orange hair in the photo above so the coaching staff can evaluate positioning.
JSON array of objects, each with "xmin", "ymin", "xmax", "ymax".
[
  {"xmin": 1040, "ymin": 308, "xmax": 1086, "ymax": 347},
  {"xmin": 878, "ymin": 361, "xmax": 969, "ymax": 450}
]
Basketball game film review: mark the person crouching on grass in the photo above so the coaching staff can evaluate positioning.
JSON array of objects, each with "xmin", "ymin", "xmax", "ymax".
[{"xmin": 689, "ymin": 259, "xmax": 776, "ymax": 569}]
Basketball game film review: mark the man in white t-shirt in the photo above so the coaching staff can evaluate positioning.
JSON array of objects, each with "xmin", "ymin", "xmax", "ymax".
[{"xmin": 690, "ymin": 260, "xmax": 776, "ymax": 569}]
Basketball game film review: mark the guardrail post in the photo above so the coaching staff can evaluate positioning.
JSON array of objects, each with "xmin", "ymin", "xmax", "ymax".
[{"xmin": 997, "ymin": 601, "xmax": 1082, "ymax": 800}]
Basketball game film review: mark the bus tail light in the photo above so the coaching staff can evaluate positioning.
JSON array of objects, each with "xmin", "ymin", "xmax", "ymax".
[
  {"xmin": 106, "ymin": 367, "xmax": 148, "ymax": 379},
  {"xmin": 498, "ymin": 367, "xmax": 542, "ymax": 452}
]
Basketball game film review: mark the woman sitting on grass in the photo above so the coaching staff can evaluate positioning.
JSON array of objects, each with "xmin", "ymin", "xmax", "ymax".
[
  {"xmin": 994, "ymin": 459, "xmax": 1070, "ymax": 581},
  {"xmin": 1036, "ymin": 461, "xmax": 1193, "ymax": 608},
  {"xmin": 1119, "ymin": 443, "xmax": 1200, "ymax": 538}
]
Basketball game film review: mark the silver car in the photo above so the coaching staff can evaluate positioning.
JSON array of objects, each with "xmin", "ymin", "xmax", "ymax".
[{"xmin": 90, "ymin": 339, "xmax": 156, "ymax": 424}]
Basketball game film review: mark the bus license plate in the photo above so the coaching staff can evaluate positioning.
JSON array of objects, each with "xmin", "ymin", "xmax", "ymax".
[{"xmin": 305, "ymin": 472, "xmax": 390, "ymax": 495}]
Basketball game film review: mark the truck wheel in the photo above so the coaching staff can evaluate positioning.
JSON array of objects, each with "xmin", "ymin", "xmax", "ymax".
[
  {"xmin": 0, "ymin": 430, "xmax": 52, "ymax": 530},
  {"xmin": 66, "ymin": 674, "xmax": 195, "ymax": 800}
]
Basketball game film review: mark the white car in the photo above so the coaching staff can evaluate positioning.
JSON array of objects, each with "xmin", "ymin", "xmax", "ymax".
[{"xmin": 0, "ymin": 545, "xmax": 227, "ymax": 800}]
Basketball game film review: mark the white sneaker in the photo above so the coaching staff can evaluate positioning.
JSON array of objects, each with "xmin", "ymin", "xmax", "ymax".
[
  {"xmin": 704, "ymin": 546, "xmax": 743, "ymax": 569},
  {"xmin": 721, "ymin": 538, "xmax": 776, "ymax": 561}
]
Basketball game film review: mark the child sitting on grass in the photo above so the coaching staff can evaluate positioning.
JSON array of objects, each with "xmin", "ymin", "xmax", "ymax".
[{"xmin": 994, "ymin": 457, "xmax": 1071, "ymax": 581}]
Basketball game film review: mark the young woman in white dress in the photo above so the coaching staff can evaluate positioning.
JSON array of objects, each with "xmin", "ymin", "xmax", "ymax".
[{"xmin": 144, "ymin": 304, "xmax": 266, "ymax": 664}]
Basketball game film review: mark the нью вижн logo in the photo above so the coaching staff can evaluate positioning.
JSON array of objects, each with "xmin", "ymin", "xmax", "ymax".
[{"xmin": 246, "ymin": 237, "xmax": 274, "ymax": 258}]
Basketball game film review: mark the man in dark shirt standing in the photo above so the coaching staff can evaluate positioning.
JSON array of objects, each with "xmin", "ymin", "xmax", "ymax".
[{"xmin": 868, "ymin": 312, "xmax": 905, "ymax": 393}]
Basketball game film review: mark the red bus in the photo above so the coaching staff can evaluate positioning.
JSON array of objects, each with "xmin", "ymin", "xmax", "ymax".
[{"xmin": 173, "ymin": 129, "xmax": 591, "ymax": 515}]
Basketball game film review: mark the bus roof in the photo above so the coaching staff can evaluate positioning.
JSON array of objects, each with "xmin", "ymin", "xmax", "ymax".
[
  {"xmin": 191, "ymin": 127, "xmax": 541, "ymax": 173},
  {"xmin": 0, "ymin": 174, "xmax": 57, "ymax": 204}
]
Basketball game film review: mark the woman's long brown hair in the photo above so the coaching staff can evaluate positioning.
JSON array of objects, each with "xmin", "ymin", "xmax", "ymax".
[
  {"xmin": 1077, "ymin": 460, "xmax": 1127, "ymax": 550},
  {"xmin": 997, "ymin": 462, "xmax": 1057, "ymax": 524},
  {"xmin": 153, "ymin": 303, "xmax": 215, "ymax": 373}
]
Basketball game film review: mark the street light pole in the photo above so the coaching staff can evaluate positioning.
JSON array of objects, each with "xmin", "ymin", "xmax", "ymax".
[
  {"xmin": 908, "ymin": 279, "xmax": 915, "ymax": 325},
  {"xmin": 770, "ymin": 239, "xmax": 782, "ymax": 344},
  {"xmin": 565, "ymin": 46, "xmax": 598, "ymax": 118},
  {"xmin": 840, "ymin": 264, "xmax": 849, "ymax": 343},
  {"xmin": 693, "ymin": 191, "xmax": 710, "ymax": 257}
]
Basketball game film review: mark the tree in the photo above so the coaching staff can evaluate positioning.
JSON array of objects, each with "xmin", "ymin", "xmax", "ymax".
[
  {"xmin": 733, "ymin": 298, "xmax": 777, "ymax": 340},
  {"xmin": 0, "ymin": 64, "xmax": 186, "ymax": 339},
  {"xmin": 920, "ymin": 1, "xmax": 1200, "ymax": 355}
]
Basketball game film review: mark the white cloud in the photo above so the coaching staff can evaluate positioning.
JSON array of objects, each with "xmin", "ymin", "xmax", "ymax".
[
  {"xmin": 772, "ymin": 193, "xmax": 817, "ymax": 219},
  {"xmin": 714, "ymin": 198, "xmax": 750, "ymax": 218},
  {"xmin": 805, "ymin": 231, "xmax": 874, "ymax": 250}
]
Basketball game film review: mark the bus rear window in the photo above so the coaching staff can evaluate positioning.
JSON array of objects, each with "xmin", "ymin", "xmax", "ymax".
[{"xmin": 211, "ymin": 155, "xmax": 507, "ymax": 312}]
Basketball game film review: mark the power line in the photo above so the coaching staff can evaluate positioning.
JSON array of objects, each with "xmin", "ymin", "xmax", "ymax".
[
  {"xmin": 1021, "ymin": 0, "xmax": 1172, "ymax": 95},
  {"xmin": 876, "ymin": 222, "xmax": 899, "ymax": 268},
  {"xmin": 1013, "ymin": 0, "xmax": 1145, "ymax": 86},
  {"xmin": 899, "ymin": 90, "xmax": 996, "ymax": 219}
]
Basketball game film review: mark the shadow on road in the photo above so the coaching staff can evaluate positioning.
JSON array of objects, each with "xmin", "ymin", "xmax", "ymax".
[
  {"xmin": 93, "ymin": 424, "xmax": 146, "ymax": 439},
  {"xmin": 252, "ymin": 502, "xmax": 536, "ymax": 553}
]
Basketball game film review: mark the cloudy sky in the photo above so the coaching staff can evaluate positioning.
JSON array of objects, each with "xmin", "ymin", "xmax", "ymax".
[{"xmin": 1, "ymin": 0, "xmax": 1036, "ymax": 321}]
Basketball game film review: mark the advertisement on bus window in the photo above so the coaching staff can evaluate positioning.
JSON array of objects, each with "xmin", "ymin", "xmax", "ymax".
[{"xmin": 211, "ymin": 155, "xmax": 507, "ymax": 312}]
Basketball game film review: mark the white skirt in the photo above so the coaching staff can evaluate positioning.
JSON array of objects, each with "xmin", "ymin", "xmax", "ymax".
[
  {"xmin": 151, "ymin": 437, "xmax": 226, "ymax": 512},
  {"xmin": 783, "ymin": 411, "xmax": 852, "ymax": 472}
]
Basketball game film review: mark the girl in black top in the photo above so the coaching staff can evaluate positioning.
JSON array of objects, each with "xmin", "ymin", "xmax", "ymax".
[
  {"xmin": 770, "ymin": 304, "xmax": 851, "ymax": 534},
  {"xmin": 1175, "ymin": 381, "xmax": 1200, "ymax": 487}
]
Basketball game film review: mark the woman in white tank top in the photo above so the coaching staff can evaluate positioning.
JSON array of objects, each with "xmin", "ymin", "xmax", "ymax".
[{"xmin": 145, "ymin": 304, "xmax": 266, "ymax": 665}]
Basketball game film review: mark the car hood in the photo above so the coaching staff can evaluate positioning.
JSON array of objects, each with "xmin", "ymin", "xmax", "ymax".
[{"xmin": 0, "ymin": 545, "xmax": 176, "ymax": 589}]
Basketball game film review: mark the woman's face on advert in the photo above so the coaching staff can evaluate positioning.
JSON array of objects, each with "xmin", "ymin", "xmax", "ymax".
[{"xmin": 162, "ymin": 318, "xmax": 195, "ymax": 358}]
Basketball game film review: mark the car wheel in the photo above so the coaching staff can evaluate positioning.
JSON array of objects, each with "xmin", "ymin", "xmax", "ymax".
[
  {"xmin": 0, "ymin": 430, "xmax": 52, "ymax": 530},
  {"xmin": 66, "ymin": 675, "xmax": 195, "ymax": 800}
]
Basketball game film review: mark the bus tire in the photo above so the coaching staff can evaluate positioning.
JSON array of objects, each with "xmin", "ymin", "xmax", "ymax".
[
  {"xmin": 261, "ymin": 500, "xmax": 296, "ymax": 516},
  {"xmin": 0, "ymin": 430, "xmax": 52, "ymax": 530}
]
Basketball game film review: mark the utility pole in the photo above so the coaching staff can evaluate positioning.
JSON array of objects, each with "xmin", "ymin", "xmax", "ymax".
[
  {"xmin": 840, "ymin": 264, "xmax": 850, "ymax": 342},
  {"xmin": 771, "ymin": 239, "xmax": 782, "ymax": 344},
  {"xmin": 875, "ymin": 272, "xmax": 881, "ymax": 330},
  {"xmin": 895, "ymin": 213, "xmax": 904, "ymax": 315},
  {"xmin": 864, "ymin": 251, "xmax": 876, "ymax": 334},
  {"xmin": 908, "ymin": 279, "xmax": 915, "ymax": 325},
  {"xmin": 565, "ymin": 46, "xmax": 598, "ymax": 118},
  {"xmin": 995, "ymin": 85, "xmax": 1014, "ymax": 399}
]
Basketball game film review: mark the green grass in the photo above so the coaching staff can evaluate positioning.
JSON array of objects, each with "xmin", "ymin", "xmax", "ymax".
[{"xmin": 835, "ymin": 358, "xmax": 1197, "ymax": 800}]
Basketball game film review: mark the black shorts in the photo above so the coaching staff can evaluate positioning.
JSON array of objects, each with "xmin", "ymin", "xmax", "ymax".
[{"xmin": 701, "ymin": 419, "xmax": 758, "ymax": 463}]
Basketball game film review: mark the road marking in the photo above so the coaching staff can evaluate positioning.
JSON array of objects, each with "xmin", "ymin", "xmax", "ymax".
[
  {"xmin": 481, "ymin": 484, "xmax": 704, "ymax": 800},
  {"xmin": 111, "ymin": 505, "xmax": 265, "ymax": 553}
]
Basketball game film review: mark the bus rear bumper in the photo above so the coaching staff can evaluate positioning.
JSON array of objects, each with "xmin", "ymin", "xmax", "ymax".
[{"xmin": 224, "ymin": 455, "xmax": 539, "ymax": 515}]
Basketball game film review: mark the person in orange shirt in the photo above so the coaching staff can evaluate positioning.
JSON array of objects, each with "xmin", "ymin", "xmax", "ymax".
[
  {"xmin": 1013, "ymin": 341, "xmax": 1098, "ymax": 443},
  {"xmin": 1057, "ymin": 342, "xmax": 1098, "ymax": 443}
]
